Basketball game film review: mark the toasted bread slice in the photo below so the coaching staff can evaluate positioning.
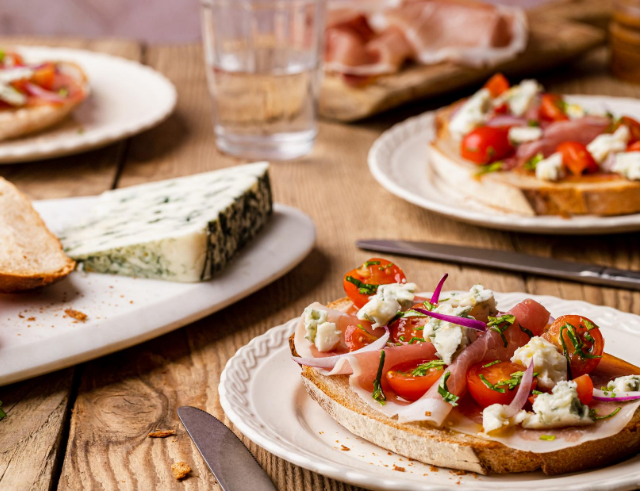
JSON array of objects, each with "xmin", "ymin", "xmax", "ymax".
[
  {"xmin": 428, "ymin": 104, "xmax": 640, "ymax": 216},
  {"xmin": 291, "ymin": 298, "xmax": 640, "ymax": 475},
  {"xmin": 0, "ymin": 178, "xmax": 75, "ymax": 292},
  {"xmin": 0, "ymin": 61, "xmax": 88, "ymax": 142}
]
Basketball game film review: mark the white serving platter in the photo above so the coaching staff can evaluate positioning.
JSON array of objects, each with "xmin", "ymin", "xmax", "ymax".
[
  {"xmin": 0, "ymin": 46, "xmax": 176, "ymax": 163},
  {"xmin": 368, "ymin": 95, "xmax": 640, "ymax": 235},
  {"xmin": 220, "ymin": 292, "xmax": 640, "ymax": 491},
  {"xmin": 0, "ymin": 196, "xmax": 315, "ymax": 385}
]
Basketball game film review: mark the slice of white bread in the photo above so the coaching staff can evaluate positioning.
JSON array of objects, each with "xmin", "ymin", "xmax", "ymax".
[
  {"xmin": 428, "ymin": 104, "xmax": 640, "ymax": 216},
  {"xmin": 0, "ymin": 178, "xmax": 75, "ymax": 292},
  {"xmin": 0, "ymin": 61, "xmax": 88, "ymax": 142},
  {"xmin": 291, "ymin": 298, "xmax": 640, "ymax": 475}
]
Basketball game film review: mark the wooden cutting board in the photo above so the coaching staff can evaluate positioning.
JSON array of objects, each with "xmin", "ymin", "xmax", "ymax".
[{"xmin": 319, "ymin": 8, "xmax": 607, "ymax": 122}]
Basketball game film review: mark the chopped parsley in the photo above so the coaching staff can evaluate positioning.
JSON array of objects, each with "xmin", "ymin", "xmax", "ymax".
[
  {"xmin": 519, "ymin": 325, "xmax": 534, "ymax": 338},
  {"xmin": 399, "ymin": 335, "xmax": 405, "ymax": 342},
  {"xmin": 487, "ymin": 314, "xmax": 515, "ymax": 348},
  {"xmin": 590, "ymin": 407, "xmax": 621, "ymax": 421},
  {"xmin": 422, "ymin": 300, "xmax": 437, "ymax": 311},
  {"xmin": 345, "ymin": 276, "xmax": 378, "ymax": 296},
  {"xmin": 524, "ymin": 153, "xmax": 544, "ymax": 171},
  {"xmin": 372, "ymin": 350, "xmax": 386, "ymax": 405},
  {"xmin": 479, "ymin": 374, "xmax": 506, "ymax": 393},
  {"xmin": 356, "ymin": 324, "xmax": 369, "ymax": 333},
  {"xmin": 539, "ymin": 435, "xmax": 556, "ymax": 441},
  {"xmin": 563, "ymin": 322, "xmax": 601, "ymax": 361},
  {"xmin": 495, "ymin": 371, "xmax": 538, "ymax": 391},
  {"xmin": 364, "ymin": 260, "xmax": 381, "ymax": 267},
  {"xmin": 475, "ymin": 161, "xmax": 504, "ymax": 177},
  {"xmin": 532, "ymin": 390, "xmax": 543, "ymax": 395},
  {"xmin": 411, "ymin": 360, "xmax": 446, "ymax": 377},
  {"xmin": 438, "ymin": 371, "xmax": 459, "ymax": 407},
  {"xmin": 408, "ymin": 337, "xmax": 426, "ymax": 344},
  {"xmin": 482, "ymin": 360, "xmax": 502, "ymax": 368},
  {"xmin": 583, "ymin": 319, "xmax": 599, "ymax": 331}
]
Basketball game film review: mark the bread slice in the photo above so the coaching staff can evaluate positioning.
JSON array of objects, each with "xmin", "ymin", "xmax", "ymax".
[
  {"xmin": 428, "ymin": 104, "xmax": 640, "ymax": 216},
  {"xmin": 0, "ymin": 61, "xmax": 88, "ymax": 142},
  {"xmin": 291, "ymin": 298, "xmax": 640, "ymax": 475},
  {"xmin": 0, "ymin": 178, "xmax": 75, "ymax": 292}
]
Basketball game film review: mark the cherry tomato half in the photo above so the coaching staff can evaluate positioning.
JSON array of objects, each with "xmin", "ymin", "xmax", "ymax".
[
  {"xmin": 543, "ymin": 315, "xmax": 604, "ymax": 378},
  {"xmin": 343, "ymin": 258, "xmax": 407, "ymax": 308},
  {"xmin": 386, "ymin": 358, "xmax": 445, "ymax": 401},
  {"xmin": 622, "ymin": 116, "xmax": 640, "ymax": 144},
  {"xmin": 556, "ymin": 141, "xmax": 599, "ymax": 176},
  {"xmin": 389, "ymin": 305, "xmax": 429, "ymax": 343},
  {"xmin": 461, "ymin": 126, "xmax": 514, "ymax": 165},
  {"xmin": 344, "ymin": 324, "xmax": 379, "ymax": 351},
  {"xmin": 467, "ymin": 361, "xmax": 538, "ymax": 408},
  {"xmin": 539, "ymin": 93, "xmax": 569, "ymax": 123},
  {"xmin": 484, "ymin": 73, "xmax": 510, "ymax": 98},
  {"xmin": 573, "ymin": 374, "xmax": 593, "ymax": 405},
  {"xmin": 30, "ymin": 63, "xmax": 56, "ymax": 91},
  {"xmin": 628, "ymin": 141, "xmax": 640, "ymax": 152}
]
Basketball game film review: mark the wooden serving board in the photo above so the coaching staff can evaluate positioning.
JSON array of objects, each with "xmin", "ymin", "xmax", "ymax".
[{"xmin": 319, "ymin": 11, "xmax": 606, "ymax": 122}]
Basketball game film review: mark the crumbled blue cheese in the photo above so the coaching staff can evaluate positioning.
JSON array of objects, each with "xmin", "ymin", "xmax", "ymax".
[
  {"xmin": 511, "ymin": 336, "xmax": 567, "ymax": 390},
  {"xmin": 612, "ymin": 151, "xmax": 640, "ymax": 181},
  {"xmin": 608, "ymin": 375, "xmax": 640, "ymax": 393},
  {"xmin": 303, "ymin": 307, "xmax": 328, "ymax": 343},
  {"xmin": 423, "ymin": 304, "xmax": 472, "ymax": 364},
  {"xmin": 60, "ymin": 163, "xmax": 272, "ymax": 282},
  {"xmin": 535, "ymin": 152, "xmax": 564, "ymax": 182},
  {"xmin": 587, "ymin": 125, "xmax": 630, "ymax": 164},
  {"xmin": 564, "ymin": 103, "xmax": 586, "ymax": 120},
  {"xmin": 446, "ymin": 284, "xmax": 497, "ymax": 320},
  {"xmin": 315, "ymin": 322, "xmax": 342, "ymax": 352},
  {"xmin": 482, "ymin": 403, "xmax": 526, "ymax": 434},
  {"xmin": 508, "ymin": 126, "xmax": 543, "ymax": 144},
  {"xmin": 449, "ymin": 88, "xmax": 492, "ymax": 139},
  {"xmin": 357, "ymin": 282, "xmax": 417, "ymax": 327},
  {"xmin": 496, "ymin": 80, "xmax": 541, "ymax": 117},
  {"xmin": 521, "ymin": 380, "xmax": 593, "ymax": 429}
]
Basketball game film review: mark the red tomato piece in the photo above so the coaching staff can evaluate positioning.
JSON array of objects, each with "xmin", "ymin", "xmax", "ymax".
[
  {"xmin": 344, "ymin": 324, "xmax": 379, "ymax": 351},
  {"xmin": 573, "ymin": 374, "xmax": 593, "ymax": 405},
  {"xmin": 460, "ymin": 127, "xmax": 514, "ymax": 165},
  {"xmin": 539, "ymin": 93, "xmax": 569, "ymax": 122},
  {"xmin": 484, "ymin": 73, "xmax": 510, "ymax": 98},
  {"xmin": 467, "ymin": 361, "xmax": 538, "ymax": 408},
  {"xmin": 494, "ymin": 103, "xmax": 509, "ymax": 114},
  {"xmin": 386, "ymin": 358, "xmax": 445, "ymax": 401},
  {"xmin": 628, "ymin": 141, "xmax": 640, "ymax": 152},
  {"xmin": 30, "ymin": 63, "xmax": 56, "ymax": 91},
  {"xmin": 543, "ymin": 315, "xmax": 604, "ymax": 378},
  {"xmin": 389, "ymin": 305, "xmax": 429, "ymax": 343},
  {"xmin": 343, "ymin": 258, "xmax": 407, "ymax": 309},
  {"xmin": 621, "ymin": 116, "xmax": 640, "ymax": 144},
  {"xmin": 556, "ymin": 141, "xmax": 599, "ymax": 176}
]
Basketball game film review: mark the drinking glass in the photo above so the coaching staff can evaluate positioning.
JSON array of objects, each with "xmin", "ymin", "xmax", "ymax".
[{"xmin": 201, "ymin": 0, "xmax": 326, "ymax": 160}]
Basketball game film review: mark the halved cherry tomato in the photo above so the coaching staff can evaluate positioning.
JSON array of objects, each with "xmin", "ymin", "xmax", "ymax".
[
  {"xmin": 539, "ymin": 93, "xmax": 569, "ymax": 122},
  {"xmin": 386, "ymin": 358, "xmax": 445, "ymax": 401},
  {"xmin": 2, "ymin": 52, "xmax": 24, "ymax": 66},
  {"xmin": 484, "ymin": 73, "xmax": 510, "ymax": 98},
  {"xmin": 494, "ymin": 103, "xmax": 509, "ymax": 114},
  {"xmin": 621, "ymin": 116, "xmax": 640, "ymax": 144},
  {"xmin": 344, "ymin": 324, "xmax": 379, "ymax": 351},
  {"xmin": 343, "ymin": 258, "xmax": 407, "ymax": 309},
  {"xmin": 461, "ymin": 127, "xmax": 514, "ymax": 165},
  {"xmin": 467, "ymin": 361, "xmax": 538, "ymax": 408},
  {"xmin": 628, "ymin": 141, "xmax": 640, "ymax": 152},
  {"xmin": 389, "ymin": 305, "xmax": 428, "ymax": 343},
  {"xmin": 543, "ymin": 315, "xmax": 604, "ymax": 378},
  {"xmin": 556, "ymin": 141, "xmax": 599, "ymax": 176},
  {"xmin": 31, "ymin": 63, "xmax": 56, "ymax": 91},
  {"xmin": 573, "ymin": 374, "xmax": 593, "ymax": 405}
]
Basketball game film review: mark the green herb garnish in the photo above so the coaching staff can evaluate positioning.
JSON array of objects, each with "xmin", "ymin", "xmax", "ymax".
[
  {"xmin": 438, "ymin": 371, "xmax": 459, "ymax": 407},
  {"xmin": 482, "ymin": 360, "xmax": 502, "ymax": 368},
  {"xmin": 524, "ymin": 153, "xmax": 544, "ymax": 171},
  {"xmin": 583, "ymin": 319, "xmax": 599, "ymax": 331},
  {"xmin": 519, "ymin": 325, "xmax": 534, "ymax": 338},
  {"xmin": 345, "ymin": 276, "xmax": 378, "ymax": 296},
  {"xmin": 411, "ymin": 360, "xmax": 446, "ymax": 377},
  {"xmin": 372, "ymin": 350, "xmax": 386, "ymax": 405},
  {"xmin": 494, "ymin": 371, "xmax": 538, "ymax": 391},
  {"xmin": 409, "ymin": 337, "xmax": 426, "ymax": 344},
  {"xmin": 528, "ymin": 120, "xmax": 540, "ymax": 127},
  {"xmin": 590, "ymin": 407, "xmax": 621, "ymax": 421},
  {"xmin": 532, "ymin": 390, "xmax": 543, "ymax": 395},
  {"xmin": 58, "ymin": 87, "xmax": 69, "ymax": 97},
  {"xmin": 479, "ymin": 374, "xmax": 506, "ymax": 393},
  {"xmin": 539, "ymin": 435, "xmax": 556, "ymax": 441},
  {"xmin": 487, "ymin": 314, "xmax": 515, "ymax": 348},
  {"xmin": 475, "ymin": 161, "xmax": 504, "ymax": 177},
  {"xmin": 564, "ymin": 322, "xmax": 601, "ymax": 360},
  {"xmin": 364, "ymin": 260, "xmax": 381, "ymax": 267},
  {"xmin": 559, "ymin": 324, "xmax": 573, "ymax": 379}
]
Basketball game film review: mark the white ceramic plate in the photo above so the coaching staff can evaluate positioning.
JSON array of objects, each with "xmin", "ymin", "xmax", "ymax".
[
  {"xmin": 0, "ymin": 197, "xmax": 315, "ymax": 386},
  {"xmin": 0, "ymin": 46, "xmax": 177, "ymax": 163},
  {"xmin": 220, "ymin": 292, "xmax": 640, "ymax": 491},
  {"xmin": 368, "ymin": 95, "xmax": 640, "ymax": 235}
]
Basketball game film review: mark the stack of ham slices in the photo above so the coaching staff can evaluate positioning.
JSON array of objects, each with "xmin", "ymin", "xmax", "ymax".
[{"xmin": 325, "ymin": 0, "xmax": 528, "ymax": 83}]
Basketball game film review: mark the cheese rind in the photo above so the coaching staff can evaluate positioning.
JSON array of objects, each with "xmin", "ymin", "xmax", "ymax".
[{"xmin": 60, "ymin": 163, "xmax": 272, "ymax": 282}]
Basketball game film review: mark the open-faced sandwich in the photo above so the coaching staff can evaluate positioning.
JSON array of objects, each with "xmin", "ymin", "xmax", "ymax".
[
  {"xmin": 429, "ymin": 74, "xmax": 640, "ymax": 216},
  {"xmin": 0, "ymin": 50, "xmax": 88, "ymax": 141},
  {"xmin": 291, "ymin": 258, "xmax": 640, "ymax": 475}
]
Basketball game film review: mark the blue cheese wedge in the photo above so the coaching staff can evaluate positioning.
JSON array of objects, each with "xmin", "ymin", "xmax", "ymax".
[{"xmin": 60, "ymin": 163, "xmax": 272, "ymax": 282}]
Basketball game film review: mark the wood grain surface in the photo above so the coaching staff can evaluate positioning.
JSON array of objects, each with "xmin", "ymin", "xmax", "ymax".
[{"xmin": 0, "ymin": 35, "xmax": 639, "ymax": 491}]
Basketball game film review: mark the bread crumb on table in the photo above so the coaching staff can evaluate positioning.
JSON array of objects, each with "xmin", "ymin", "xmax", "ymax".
[
  {"xmin": 340, "ymin": 445, "xmax": 350, "ymax": 451},
  {"xmin": 65, "ymin": 309, "xmax": 87, "ymax": 321},
  {"xmin": 148, "ymin": 430, "xmax": 176, "ymax": 438},
  {"xmin": 393, "ymin": 465, "xmax": 405, "ymax": 472},
  {"xmin": 171, "ymin": 461, "xmax": 191, "ymax": 480}
]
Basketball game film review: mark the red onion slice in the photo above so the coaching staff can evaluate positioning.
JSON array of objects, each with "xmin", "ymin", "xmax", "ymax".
[
  {"xmin": 486, "ymin": 115, "xmax": 527, "ymax": 128},
  {"xmin": 24, "ymin": 82, "xmax": 66, "ymax": 103},
  {"xmin": 503, "ymin": 361, "xmax": 534, "ymax": 418},
  {"xmin": 592, "ymin": 388, "xmax": 640, "ymax": 402},
  {"xmin": 412, "ymin": 308, "xmax": 487, "ymax": 331},
  {"xmin": 430, "ymin": 273, "xmax": 449, "ymax": 304},
  {"xmin": 292, "ymin": 326, "xmax": 390, "ymax": 369}
]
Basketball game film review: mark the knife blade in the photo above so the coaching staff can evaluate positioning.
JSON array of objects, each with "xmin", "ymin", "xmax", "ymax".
[
  {"xmin": 356, "ymin": 239, "xmax": 640, "ymax": 291},
  {"xmin": 177, "ymin": 406, "xmax": 276, "ymax": 491}
]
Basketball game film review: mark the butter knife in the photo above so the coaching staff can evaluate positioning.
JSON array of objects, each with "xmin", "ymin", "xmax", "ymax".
[
  {"xmin": 357, "ymin": 239, "xmax": 640, "ymax": 291},
  {"xmin": 178, "ymin": 406, "xmax": 276, "ymax": 491}
]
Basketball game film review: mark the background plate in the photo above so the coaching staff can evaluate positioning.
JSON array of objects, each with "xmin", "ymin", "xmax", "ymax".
[
  {"xmin": 368, "ymin": 95, "xmax": 640, "ymax": 235},
  {"xmin": 0, "ymin": 46, "xmax": 176, "ymax": 163},
  {"xmin": 0, "ymin": 196, "xmax": 315, "ymax": 386},
  {"xmin": 220, "ymin": 292, "xmax": 640, "ymax": 491}
]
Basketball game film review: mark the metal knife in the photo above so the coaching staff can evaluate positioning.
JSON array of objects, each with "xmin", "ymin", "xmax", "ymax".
[
  {"xmin": 177, "ymin": 406, "xmax": 276, "ymax": 491},
  {"xmin": 357, "ymin": 239, "xmax": 640, "ymax": 291}
]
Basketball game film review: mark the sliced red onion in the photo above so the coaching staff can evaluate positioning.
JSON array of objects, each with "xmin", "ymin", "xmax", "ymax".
[
  {"xmin": 292, "ymin": 326, "xmax": 389, "ymax": 369},
  {"xmin": 503, "ymin": 361, "xmax": 534, "ymax": 418},
  {"xmin": 430, "ymin": 273, "xmax": 448, "ymax": 304},
  {"xmin": 486, "ymin": 115, "xmax": 527, "ymax": 128},
  {"xmin": 24, "ymin": 82, "xmax": 66, "ymax": 103},
  {"xmin": 592, "ymin": 388, "xmax": 640, "ymax": 402},
  {"xmin": 412, "ymin": 308, "xmax": 487, "ymax": 331}
]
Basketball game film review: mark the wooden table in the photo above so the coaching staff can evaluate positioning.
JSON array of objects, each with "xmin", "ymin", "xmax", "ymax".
[{"xmin": 1, "ymin": 37, "xmax": 640, "ymax": 491}]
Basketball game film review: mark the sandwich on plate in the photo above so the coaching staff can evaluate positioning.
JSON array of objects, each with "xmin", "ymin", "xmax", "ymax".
[
  {"xmin": 429, "ymin": 73, "xmax": 640, "ymax": 216},
  {"xmin": 291, "ymin": 258, "xmax": 640, "ymax": 475}
]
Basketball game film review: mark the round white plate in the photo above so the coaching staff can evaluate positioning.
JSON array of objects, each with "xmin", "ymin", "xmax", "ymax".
[
  {"xmin": 368, "ymin": 95, "xmax": 640, "ymax": 235},
  {"xmin": 0, "ymin": 197, "xmax": 314, "ymax": 386},
  {"xmin": 220, "ymin": 292, "xmax": 640, "ymax": 491},
  {"xmin": 0, "ymin": 46, "xmax": 177, "ymax": 163}
]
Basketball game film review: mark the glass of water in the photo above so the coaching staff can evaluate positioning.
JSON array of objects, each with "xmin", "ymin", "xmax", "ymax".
[{"xmin": 201, "ymin": 0, "xmax": 326, "ymax": 160}]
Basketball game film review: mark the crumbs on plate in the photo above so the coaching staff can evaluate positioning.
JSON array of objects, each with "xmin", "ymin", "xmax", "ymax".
[{"xmin": 65, "ymin": 309, "xmax": 87, "ymax": 321}]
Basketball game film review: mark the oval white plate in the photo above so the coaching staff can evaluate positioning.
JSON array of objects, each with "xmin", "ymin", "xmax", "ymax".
[
  {"xmin": 0, "ymin": 46, "xmax": 176, "ymax": 163},
  {"xmin": 220, "ymin": 292, "xmax": 640, "ymax": 491},
  {"xmin": 368, "ymin": 95, "xmax": 640, "ymax": 235},
  {"xmin": 0, "ymin": 197, "xmax": 314, "ymax": 385}
]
